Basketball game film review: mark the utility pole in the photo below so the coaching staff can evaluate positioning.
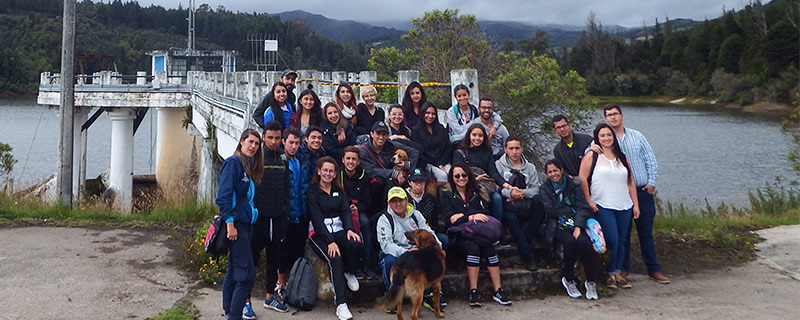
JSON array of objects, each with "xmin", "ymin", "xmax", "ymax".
[{"xmin": 58, "ymin": 0, "xmax": 76, "ymax": 207}]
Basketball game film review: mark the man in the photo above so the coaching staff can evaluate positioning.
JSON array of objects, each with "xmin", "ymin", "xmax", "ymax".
[
  {"xmin": 470, "ymin": 98, "xmax": 509, "ymax": 160},
  {"xmin": 243, "ymin": 121, "xmax": 290, "ymax": 318},
  {"xmin": 301, "ymin": 125, "xmax": 325, "ymax": 173},
  {"xmin": 552, "ymin": 115, "xmax": 593, "ymax": 177},
  {"xmin": 253, "ymin": 69, "xmax": 298, "ymax": 129},
  {"xmin": 340, "ymin": 146, "xmax": 377, "ymax": 280},
  {"xmin": 595, "ymin": 104, "xmax": 669, "ymax": 284},
  {"xmin": 280, "ymin": 126, "xmax": 312, "ymax": 291},
  {"xmin": 405, "ymin": 168, "xmax": 447, "ymax": 250},
  {"xmin": 495, "ymin": 137, "xmax": 544, "ymax": 271},
  {"xmin": 377, "ymin": 187, "xmax": 440, "ymax": 290},
  {"xmin": 359, "ymin": 121, "xmax": 420, "ymax": 214}
]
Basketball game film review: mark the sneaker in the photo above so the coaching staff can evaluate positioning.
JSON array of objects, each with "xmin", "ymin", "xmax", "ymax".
[
  {"xmin": 439, "ymin": 292, "xmax": 447, "ymax": 308},
  {"xmin": 422, "ymin": 292, "xmax": 436, "ymax": 312},
  {"xmin": 274, "ymin": 284, "xmax": 287, "ymax": 300},
  {"xmin": 384, "ymin": 308, "xmax": 397, "ymax": 314},
  {"xmin": 336, "ymin": 303, "xmax": 353, "ymax": 320},
  {"xmin": 366, "ymin": 270, "xmax": 379, "ymax": 280},
  {"xmin": 585, "ymin": 281, "xmax": 598, "ymax": 300},
  {"xmin": 242, "ymin": 302, "xmax": 257, "ymax": 320},
  {"xmin": 649, "ymin": 272, "xmax": 671, "ymax": 284},
  {"xmin": 525, "ymin": 259, "xmax": 538, "ymax": 271},
  {"xmin": 620, "ymin": 271, "xmax": 629, "ymax": 278},
  {"xmin": 562, "ymin": 277, "xmax": 582, "ymax": 298},
  {"xmin": 492, "ymin": 288, "xmax": 512, "ymax": 306},
  {"xmin": 354, "ymin": 269, "xmax": 366, "ymax": 280},
  {"xmin": 615, "ymin": 274, "xmax": 632, "ymax": 289},
  {"xmin": 344, "ymin": 272, "xmax": 360, "ymax": 291},
  {"xmin": 468, "ymin": 289, "xmax": 481, "ymax": 308},
  {"xmin": 263, "ymin": 296, "xmax": 288, "ymax": 313},
  {"xmin": 605, "ymin": 276, "xmax": 618, "ymax": 289}
]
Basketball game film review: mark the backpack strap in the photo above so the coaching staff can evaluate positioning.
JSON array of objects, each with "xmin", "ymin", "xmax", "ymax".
[
  {"xmin": 587, "ymin": 151, "xmax": 599, "ymax": 190},
  {"xmin": 382, "ymin": 210, "xmax": 419, "ymax": 234},
  {"xmin": 360, "ymin": 144, "xmax": 385, "ymax": 169}
]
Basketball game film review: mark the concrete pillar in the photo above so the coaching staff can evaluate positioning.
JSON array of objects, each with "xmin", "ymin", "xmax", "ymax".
[
  {"xmin": 100, "ymin": 71, "xmax": 113, "ymax": 85},
  {"xmin": 156, "ymin": 108, "xmax": 199, "ymax": 194},
  {"xmin": 347, "ymin": 72, "xmax": 358, "ymax": 83},
  {"xmin": 41, "ymin": 72, "xmax": 51, "ymax": 85},
  {"xmin": 397, "ymin": 70, "xmax": 419, "ymax": 104},
  {"xmin": 76, "ymin": 75, "xmax": 85, "ymax": 85},
  {"xmin": 107, "ymin": 109, "xmax": 136, "ymax": 213},
  {"xmin": 450, "ymin": 69, "xmax": 479, "ymax": 107},
  {"xmin": 197, "ymin": 137, "xmax": 218, "ymax": 203},
  {"xmin": 296, "ymin": 69, "xmax": 316, "ymax": 93},
  {"xmin": 136, "ymin": 71, "xmax": 147, "ymax": 86},
  {"xmin": 110, "ymin": 72, "xmax": 122, "ymax": 85},
  {"xmin": 265, "ymin": 71, "xmax": 281, "ymax": 89},
  {"xmin": 332, "ymin": 71, "xmax": 347, "ymax": 86},
  {"xmin": 358, "ymin": 71, "xmax": 376, "ymax": 103},
  {"xmin": 153, "ymin": 71, "xmax": 166, "ymax": 90},
  {"xmin": 92, "ymin": 72, "xmax": 100, "ymax": 85},
  {"xmin": 310, "ymin": 71, "xmax": 323, "ymax": 95},
  {"xmin": 72, "ymin": 107, "xmax": 89, "ymax": 198}
]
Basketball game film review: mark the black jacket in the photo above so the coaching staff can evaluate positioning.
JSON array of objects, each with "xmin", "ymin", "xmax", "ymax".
[
  {"xmin": 408, "ymin": 190, "xmax": 441, "ymax": 233},
  {"xmin": 538, "ymin": 176, "xmax": 593, "ymax": 228},
  {"xmin": 253, "ymin": 90, "xmax": 296, "ymax": 130},
  {"xmin": 340, "ymin": 166, "xmax": 373, "ymax": 218},
  {"xmin": 411, "ymin": 123, "xmax": 452, "ymax": 167},
  {"xmin": 307, "ymin": 184, "xmax": 355, "ymax": 244},
  {"xmin": 253, "ymin": 146, "xmax": 290, "ymax": 218},
  {"xmin": 438, "ymin": 184, "xmax": 491, "ymax": 228},
  {"xmin": 453, "ymin": 146, "xmax": 507, "ymax": 186},
  {"xmin": 321, "ymin": 121, "xmax": 356, "ymax": 161},
  {"xmin": 355, "ymin": 103, "xmax": 385, "ymax": 136},
  {"xmin": 552, "ymin": 131, "xmax": 593, "ymax": 177},
  {"xmin": 358, "ymin": 139, "xmax": 420, "ymax": 181}
]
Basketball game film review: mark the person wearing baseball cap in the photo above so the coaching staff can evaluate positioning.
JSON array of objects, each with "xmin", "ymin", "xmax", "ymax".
[
  {"xmin": 359, "ymin": 121, "xmax": 420, "ymax": 216},
  {"xmin": 253, "ymin": 70, "xmax": 299, "ymax": 129}
]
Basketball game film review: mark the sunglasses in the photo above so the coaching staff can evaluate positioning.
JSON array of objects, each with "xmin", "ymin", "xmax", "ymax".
[{"xmin": 453, "ymin": 173, "xmax": 468, "ymax": 179}]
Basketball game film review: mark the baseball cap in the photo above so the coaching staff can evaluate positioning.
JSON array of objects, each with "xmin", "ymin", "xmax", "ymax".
[
  {"xmin": 281, "ymin": 69, "xmax": 298, "ymax": 78},
  {"xmin": 387, "ymin": 186, "xmax": 407, "ymax": 201},
  {"xmin": 408, "ymin": 168, "xmax": 426, "ymax": 182},
  {"xmin": 371, "ymin": 121, "xmax": 389, "ymax": 133}
]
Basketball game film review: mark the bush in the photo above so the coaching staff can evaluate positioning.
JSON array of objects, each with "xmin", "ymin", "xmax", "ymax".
[
  {"xmin": 184, "ymin": 222, "xmax": 227, "ymax": 286},
  {"xmin": 663, "ymin": 71, "xmax": 690, "ymax": 96},
  {"xmin": 709, "ymin": 69, "xmax": 755, "ymax": 102},
  {"xmin": 737, "ymin": 91, "xmax": 754, "ymax": 106}
]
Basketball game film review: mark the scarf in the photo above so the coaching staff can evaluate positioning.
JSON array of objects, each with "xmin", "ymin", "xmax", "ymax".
[{"xmin": 341, "ymin": 105, "xmax": 356, "ymax": 119}]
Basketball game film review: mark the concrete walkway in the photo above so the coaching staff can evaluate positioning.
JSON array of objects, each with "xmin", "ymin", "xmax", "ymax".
[{"xmin": 1, "ymin": 225, "xmax": 798, "ymax": 320}]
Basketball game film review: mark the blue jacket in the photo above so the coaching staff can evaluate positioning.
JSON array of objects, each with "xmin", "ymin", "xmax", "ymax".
[
  {"xmin": 216, "ymin": 155, "xmax": 258, "ymax": 224},
  {"xmin": 284, "ymin": 152, "xmax": 311, "ymax": 223}
]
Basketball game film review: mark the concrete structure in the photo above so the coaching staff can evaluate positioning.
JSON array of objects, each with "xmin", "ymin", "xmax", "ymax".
[{"xmin": 38, "ymin": 68, "xmax": 472, "ymax": 211}]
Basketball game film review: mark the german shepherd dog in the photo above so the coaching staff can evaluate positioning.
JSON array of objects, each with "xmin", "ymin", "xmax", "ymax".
[{"xmin": 379, "ymin": 229, "xmax": 446, "ymax": 320}]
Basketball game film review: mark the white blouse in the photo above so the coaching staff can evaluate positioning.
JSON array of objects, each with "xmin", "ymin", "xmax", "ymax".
[{"xmin": 590, "ymin": 154, "xmax": 633, "ymax": 211}]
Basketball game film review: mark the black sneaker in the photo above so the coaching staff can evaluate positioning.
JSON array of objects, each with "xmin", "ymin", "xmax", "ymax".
[
  {"xmin": 354, "ymin": 269, "xmax": 366, "ymax": 280},
  {"xmin": 422, "ymin": 293, "xmax": 436, "ymax": 312},
  {"xmin": 468, "ymin": 289, "xmax": 481, "ymax": 308},
  {"xmin": 492, "ymin": 288, "xmax": 512, "ymax": 306},
  {"xmin": 525, "ymin": 259, "xmax": 538, "ymax": 271},
  {"xmin": 366, "ymin": 270, "xmax": 379, "ymax": 280},
  {"xmin": 439, "ymin": 292, "xmax": 447, "ymax": 308}
]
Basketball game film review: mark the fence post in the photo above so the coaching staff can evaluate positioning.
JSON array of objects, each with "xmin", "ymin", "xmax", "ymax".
[
  {"xmin": 358, "ymin": 71, "xmax": 376, "ymax": 103},
  {"xmin": 397, "ymin": 70, "xmax": 419, "ymax": 104},
  {"xmin": 450, "ymin": 69, "xmax": 479, "ymax": 107}
]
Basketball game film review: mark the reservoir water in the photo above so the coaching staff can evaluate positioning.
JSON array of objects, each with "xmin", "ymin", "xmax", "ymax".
[{"xmin": 0, "ymin": 98, "xmax": 793, "ymax": 208}]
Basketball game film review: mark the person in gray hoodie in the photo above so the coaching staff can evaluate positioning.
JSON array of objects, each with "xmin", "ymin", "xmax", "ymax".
[
  {"xmin": 495, "ymin": 137, "xmax": 546, "ymax": 271},
  {"xmin": 376, "ymin": 186, "xmax": 440, "ymax": 290}
]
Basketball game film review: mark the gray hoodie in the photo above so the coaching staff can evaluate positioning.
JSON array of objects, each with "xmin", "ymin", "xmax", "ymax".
[
  {"xmin": 495, "ymin": 153, "xmax": 542, "ymax": 199},
  {"xmin": 376, "ymin": 204, "xmax": 441, "ymax": 258}
]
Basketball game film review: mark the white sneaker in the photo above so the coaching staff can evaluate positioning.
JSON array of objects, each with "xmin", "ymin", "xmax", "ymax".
[
  {"xmin": 585, "ymin": 281, "xmax": 598, "ymax": 300},
  {"xmin": 562, "ymin": 277, "xmax": 582, "ymax": 298},
  {"xmin": 336, "ymin": 303, "xmax": 353, "ymax": 320},
  {"xmin": 344, "ymin": 272, "xmax": 360, "ymax": 292}
]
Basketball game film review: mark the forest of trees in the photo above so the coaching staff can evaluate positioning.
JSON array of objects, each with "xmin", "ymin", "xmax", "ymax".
[{"xmin": 0, "ymin": 0, "xmax": 368, "ymax": 94}]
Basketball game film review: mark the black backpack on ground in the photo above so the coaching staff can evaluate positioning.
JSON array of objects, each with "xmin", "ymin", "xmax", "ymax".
[{"xmin": 283, "ymin": 256, "xmax": 318, "ymax": 311}]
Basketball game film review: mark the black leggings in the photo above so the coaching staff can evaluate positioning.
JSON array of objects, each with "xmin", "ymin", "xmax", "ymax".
[
  {"xmin": 251, "ymin": 216, "xmax": 289, "ymax": 294},
  {"xmin": 308, "ymin": 231, "xmax": 364, "ymax": 305},
  {"xmin": 554, "ymin": 228, "xmax": 597, "ymax": 282},
  {"xmin": 456, "ymin": 237, "xmax": 499, "ymax": 267},
  {"xmin": 282, "ymin": 219, "xmax": 308, "ymax": 272}
]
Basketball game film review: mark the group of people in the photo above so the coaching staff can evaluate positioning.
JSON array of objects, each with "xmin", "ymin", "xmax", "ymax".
[{"xmin": 214, "ymin": 69, "xmax": 669, "ymax": 320}]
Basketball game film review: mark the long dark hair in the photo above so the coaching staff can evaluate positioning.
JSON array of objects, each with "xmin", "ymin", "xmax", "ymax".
[
  {"xmin": 268, "ymin": 82, "xmax": 289, "ymax": 129},
  {"xmin": 448, "ymin": 163, "xmax": 479, "ymax": 197},
  {"xmin": 418, "ymin": 101, "xmax": 444, "ymax": 134},
  {"xmin": 312, "ymin": 156, "xmax": 342, "ymax": 190},
  {"xmin": 297, "ymin": 89, "xmax": 322, "ymax": 127},
  {"xmin": 457, "ymin": 123, "xmax": 491, "ymax": 152},
  {"xmin": 335, "ymin": 82, "xmax": 357, "ymax": 109},
  {"xmin": 593, "ymin": 123, "xmax": 632, "ymax": 183},
  {"xmin": 234, "ymin": 128, "xmax": 264, "ymax": 184},
  {"xmin": 401, "ymin": 81, "xmax": 427, "ymax": 126}
]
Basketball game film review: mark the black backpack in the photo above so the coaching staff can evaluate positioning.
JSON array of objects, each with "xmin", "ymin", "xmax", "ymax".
[
  {"xmin": 503, "ymin": 169, "xmax": 532, "ymax": 216},
  {"xmin": 283, "ymin": 257, "xmax": 318, "ymax": 311}
]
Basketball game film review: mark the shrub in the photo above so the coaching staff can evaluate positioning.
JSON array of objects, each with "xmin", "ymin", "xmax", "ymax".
[{"xmin": 184, "ymin": 222, "xmax": 227, "ymax": 286}]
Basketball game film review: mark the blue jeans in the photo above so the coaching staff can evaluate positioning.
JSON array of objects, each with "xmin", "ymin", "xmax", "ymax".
[
  {"xmin": 490, "ymin": 192, "xmax": 503, "ymax": 221},
  {"xmin": 222, "ymin": 221, "xmax": 256, "ymax": 320},
  {"xmin": 379, "ymin": 253, "xmax": 398, "ymax": 289},
  {"xmin": 503, "ymin": 209, "xmax": 535, "ymax": 262},
  {"xmin": 622, "ymin": 190, "xmax": 661, "ymax": 274},
  {"xmin": 436, "ymin": 233, "xmax": 450, "ymax": 252},
  {"xmin": 594, "ymin": 206, "xmax": 632, "ymax": 275},
  {"xmin": 359, "ymin": 213, "xmax": 377, "ymax": 272}
]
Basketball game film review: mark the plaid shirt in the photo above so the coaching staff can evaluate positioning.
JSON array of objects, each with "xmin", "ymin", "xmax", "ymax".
[{"xmin": 617, "ymin": 127, "xmax": 658, "ymax": 187}]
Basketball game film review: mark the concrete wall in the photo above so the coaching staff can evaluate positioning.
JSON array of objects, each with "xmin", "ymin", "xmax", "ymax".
[{"xmin": 155, "ymin": 108, "xmax": 200, "ymax": 195}]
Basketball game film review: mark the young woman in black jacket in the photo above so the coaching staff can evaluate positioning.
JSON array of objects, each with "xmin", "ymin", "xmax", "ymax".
[
  {"xmin": 307, "ymin": 156, "xmax": 363, "ymax": 320},
  {"xmin": 411, "ymin": 102, "xmax": 452, "ymax": 182},
  {"xmin": 321, "ymin": 102, "xmax": 355, "ymax": 160},
  {"xmin": 401, "ymin": 81, "xmax": 427, "ymax": 128},
  {"xmin": 354, "ymin": 85, "xmax": 384, "ymax": 136},
  {"xmin": 439, "ymin": 164, "xmax": 511, "ymax": 308},
  {"xmin": 452, "ymin": 123, "xmax": 512, "ymax": 221},
  {"xmin": 539, "ymin": 159, "xmax": 599, "ymax": 300}
]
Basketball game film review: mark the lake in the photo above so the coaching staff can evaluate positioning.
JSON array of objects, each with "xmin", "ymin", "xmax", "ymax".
[{"xmin": 0, "ymin": 98, "xmax": 793, "ymax": 208}]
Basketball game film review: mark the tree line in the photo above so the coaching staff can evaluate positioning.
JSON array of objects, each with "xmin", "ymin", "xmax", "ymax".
[{"xmin": 0, "ymin": 0, "xmax": 368, "ymax": 95}]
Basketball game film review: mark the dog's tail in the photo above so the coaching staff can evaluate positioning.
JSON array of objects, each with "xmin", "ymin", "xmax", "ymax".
[{"xmin": 375, "ymin": 268, "xmax": 408, "ymax": 309}]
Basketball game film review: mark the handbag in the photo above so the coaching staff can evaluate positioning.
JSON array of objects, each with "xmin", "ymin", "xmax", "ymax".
[
  {"xmin": 447, "ymin": 215, "xmax": 503, "ymax": 246},
  {"xmin": 502, "ymin": 169, "xmax": 532, "ymax": 216},
  {"xmin": 204, "ymin": 215, "xmax": 229, "ymax": 256}
]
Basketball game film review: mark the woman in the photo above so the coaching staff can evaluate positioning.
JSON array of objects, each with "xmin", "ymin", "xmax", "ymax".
[
  {"xmin": 579, "ymin": 124, "xmax": 639, "ymax": 290},
  {"xmin": 260, "ymin": 82, "xmax": 294, "ymax": 130},
  {"xmin": 321, "ymin": 102, "xmax": 355, "ymax": 160},
  {"xmin": 411, "ymin": 102, "xmax": 451, "ymax": 182},
  {"xmin": 401, "ymin": 81, "xmax": 427, "ymax": 128},
  {"xmin": 307, "ymin": 156, "xmax": 364, "ymax": 320},
  {"xmin": 453, "ymin": 124, "xmax": 513, "ymax": 221},
  {"xmin": 354, "ymin": 85, "xmax": 384, "ymax": 136},
  {"xmin": 290, "ymin": 88, "xmax": 323, "ymax": 135},
  {"xmin": 387, "ymin": 104, "xmax": 412, "ymax": 141},
  {"xmin": 335, "ymin": 82, "xmax": 358, "ymax": 126},
  {"xmin": 217, "ymin": 129, "xmax": 264, "ymax": 320},
  {"xmin": 439, "ymin": 164, "xmax": 511, "ymax": 307},
  {"xmin": 539, "ymin": 159, "xmax": 599, "ymax": 300},
  {"xmin": 446, "ymin": 84, "xmax": 501, "ymax": 144}
]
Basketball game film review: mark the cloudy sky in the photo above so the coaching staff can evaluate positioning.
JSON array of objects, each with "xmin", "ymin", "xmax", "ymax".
[{"xmin": 135, "ymin": 0, "xmax": 758, "ymax": 27}]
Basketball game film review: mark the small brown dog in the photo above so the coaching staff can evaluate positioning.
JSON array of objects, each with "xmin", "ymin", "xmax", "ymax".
[
  {"xmin": 378, "ymin": 229, "xmax": 446, "ymax": 320},
  {"xmin": 391, "ymin": 149, "xmax": 410, "ymax": 180}
]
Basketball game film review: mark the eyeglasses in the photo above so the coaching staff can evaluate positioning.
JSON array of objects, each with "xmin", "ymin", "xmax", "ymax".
[
  {"xmin": 554, "ymin": 124, "xmax": 570, "ymax": 130},
  {"xmin": 605, "ymin": 112, "xmax": 622, "ymax": 118},
  {"xmin": 453, "ymin": 173, "xmax": 468, "ymax": 179}
]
